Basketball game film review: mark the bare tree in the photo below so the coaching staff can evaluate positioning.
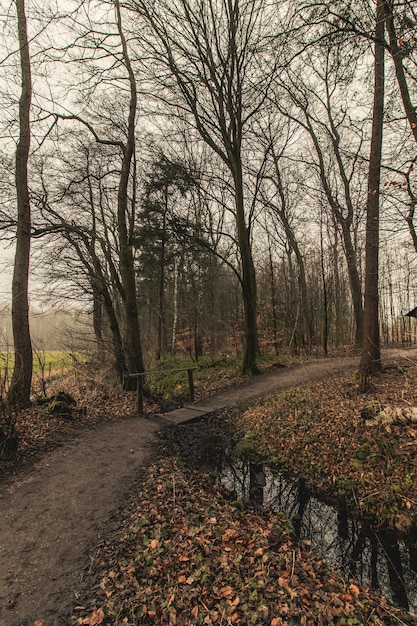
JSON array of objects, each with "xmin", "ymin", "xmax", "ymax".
[
  {"xmin": 258, "ymin": 130, "xmax": 314, "ymax": 352},
  {"xmin": 9, "ymin": 0, "xmax": 33, "ymax": 406},
  {"xmin": 114, "ymin": 0, "xmax": 144, "ymax": 377},
  {"xmin": 36, "ymin": 0, "xmax": 145, "ymax": 381},
  {"xmin": 274, "ymin": 42, "xmax": 367, "ymax": 348},
  {"xmin": 383, "ymin": 0, "xmax": 417, "ymax": 146},
  {"xmin": 359, "ymin": 0, "xmax": 385, "ymax": 383},
  {"xmin": 128, "ymin": 0, "xmax": 289, "ymax": 373},
  {"xmin": 310, "ymin": 0, "xmax": 417, "ymax": 146}
]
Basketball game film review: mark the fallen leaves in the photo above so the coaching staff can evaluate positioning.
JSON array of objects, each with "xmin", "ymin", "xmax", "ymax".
[
  {"xmin": 81, "ymin": 608, "xmax": 104, "ymax": 625},
  {"xmin": 236, "ymin": 366, "xmax": 417, "ymax": 529},
  {"xmin": 71, "ymin": 458, "xmax": 412, "ymax": 626},
  {"xmin": 349, "ymin": 583, "xmax": 360, "ymax": 597},
  {"xmin": 219, "ymin": 585, "xmax": 234, "ymax": 598}
]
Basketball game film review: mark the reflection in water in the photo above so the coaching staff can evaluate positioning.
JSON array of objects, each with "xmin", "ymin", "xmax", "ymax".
[{"xmin": 219, "ymin": 458, "xmax": 417, "ymax": 611}]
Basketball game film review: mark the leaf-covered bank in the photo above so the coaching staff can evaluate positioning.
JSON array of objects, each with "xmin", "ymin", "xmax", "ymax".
[
  {"xmin": 71, "ymin": 458, "xmax": 413, "ymax": 626},
  {"xmin": 234, "ymin": 363, "xmax": 417, "ymax": 532}
]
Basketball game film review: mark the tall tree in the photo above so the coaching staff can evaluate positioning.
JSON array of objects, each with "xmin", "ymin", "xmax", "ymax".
[
  {"xmin": 114, "ymin": 0, "xmax": 144, "ymax": 377},
  {"xmin": 321, "ymin": 0, "xmax": 417, "ymax": 145},
  {"xmin": 129, "ymin": 0, "xmax": 286, "ymax": 373},
  {"xmin": 137, "ymin": 154, "xmax": 197, "ymax": 360},
  {"xmin": 258, "ymin": 134, "xmax": 314, "ymax": 351},
  {"xmin": 275, "ymin": 44, "xmax": 366, "ymax": 348},
  {"xmin": 41, "ymin": 0, "xmax": 145, "ymax": 381},
  {"xmin": 360, "ymin": 0, "xmax": 385, "ymax": 383},
  {"xmin": 9, "ymin": 0, "xmax": 33, "ymax": 406}
]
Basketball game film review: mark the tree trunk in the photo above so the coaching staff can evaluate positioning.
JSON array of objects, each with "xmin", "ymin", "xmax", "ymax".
[
  {"xmin": 92, "ymin": 283, "xmax": 104, "ymax": 353},
  {"xmin": 171, "ymin": 256, "xmax": 179, "ymax": 353},
  {"xmin": 267, "ymin": 238, "xmax": 279, "ymax": 356},
  {"xmin": 233, "ymin": 160, "xmax": 259, "ymax": 375},
  {"xmin": 320, "ymin": 217, "xmax": 329, "ymax": 356},
  {"xmin": 156, "ymin": 188, "xmax": 167, "ymax": 361},
  {"xmin": 115, "ymin": 0, "xmax": 144, "ymax": 378},
  {"xmin": 270, "ymin": 148, "xmax": 312, "ymax": 348},
  {"xmin": 102, "ymin": 289, "xmax": 127, "ymax": 382},
  {"xmin": 331, "ymin": 225, "xmax": 344, "ymax": 348},
  {"xmin": 340, "ymin": 225, "xmax": 364, "ymax": 348},
  {"xmin": 9, "ymin": 0, "xmax": 33, "ymax": 407},
  {"xmin": 360, "ymin": 0, "xmax": 385, "ymax": 385},
  {"xmin": 89, "ymin": 252, "xmax": 127, "ymax": 381}
]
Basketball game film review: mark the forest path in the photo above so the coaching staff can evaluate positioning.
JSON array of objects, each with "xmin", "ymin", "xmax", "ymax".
[
  {"xmin": 157, "ymin": 353, "xmax": 364, "ymax": 424},
  {"xmin": 1, "ymin": 347, "xmax": 416, "ymax": 626},
  {"xmin": 0, "ymin": 417, "xmax": 160, "ymax": 626}
]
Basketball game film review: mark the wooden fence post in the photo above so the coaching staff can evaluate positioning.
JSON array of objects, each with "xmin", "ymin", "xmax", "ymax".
[{"xmin": 187, "ymin": 368, "xmax": 195, "ymax": 402}]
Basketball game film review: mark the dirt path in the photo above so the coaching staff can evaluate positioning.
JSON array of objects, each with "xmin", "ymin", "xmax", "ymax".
[
  {"xmin": 153, "ymin": 355, "xmax": 364, "ymax": 424},
  {"xmin": 1, "ymin": 348, "xmax": 416, "ymax": 626},
  {"xmin": 0, "ymin": 418, "xmax": 160, "ymax": 626}
]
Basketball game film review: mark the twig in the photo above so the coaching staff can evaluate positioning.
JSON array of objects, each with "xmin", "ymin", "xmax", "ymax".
[
  {"xmin": 373, "ymin": 599, "xmax": 412, "ymax": 625},
  {"xmin": 400, "ymin": 495, "xmax": 417, "ymax": 506},
  {"xmin": 173, "ymin": 474, "xmax": 176, "ymax": 510},
  {"xmin": 289, "ymin": 549, "xmax": 296, "ymax": 584}
]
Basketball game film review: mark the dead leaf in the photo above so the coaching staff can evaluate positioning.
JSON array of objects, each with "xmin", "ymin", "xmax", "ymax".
[
  {"xmin": 222, "ymin": 528, "xmax": 238, "ymax": 541},
  {"xmin": 150, "ymin": 539, "xmax": 159, "ymax": 549},
  {"xmin": 220, "ymin": 585, "xmax": 234, "ymax": 598},
  {"xmin": 82, "ymin": 609, "xmax": 105, "ymax": 626},
  {"xmin": 349, "ymin": 583, "xmax": 360, "ymax": 597},
  {"xmin": 191, "ymin": 605, "xmax": 199, "ymax": 619}
]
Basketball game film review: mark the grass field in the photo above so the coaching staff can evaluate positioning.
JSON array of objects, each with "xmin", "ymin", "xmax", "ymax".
[{"xmin": 0, "ymin": 351, "xmax": 84, "ymax": 382}]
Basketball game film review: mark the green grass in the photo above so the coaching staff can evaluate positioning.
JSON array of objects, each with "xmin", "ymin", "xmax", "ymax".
[{"xmin": 0, "ymin": 351, "xmax": 86, "ymax": 377}]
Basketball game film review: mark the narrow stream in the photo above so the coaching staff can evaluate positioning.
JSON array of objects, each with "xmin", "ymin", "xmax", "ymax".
[
  {"xmin": 160, "ymin": 418, "xmax": 417, "ymax": 613},
  {"xmin": 219, "ymin": 457, "xmax": 417, "ymax": 612}
]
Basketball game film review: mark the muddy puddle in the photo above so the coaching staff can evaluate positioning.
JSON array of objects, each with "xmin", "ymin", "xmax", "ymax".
[{"xmin": 159, "ymin": 416, "xmax": 417, "ymax": 612}]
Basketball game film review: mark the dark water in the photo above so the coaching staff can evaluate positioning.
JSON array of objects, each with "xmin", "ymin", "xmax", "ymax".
[
  {"xmin": 159, "ymin": 418, "xmax": 417, "ymax": 612},
  {"xmin": 219, "ymin": 457, "xmax": 417, "ymax": 612}
]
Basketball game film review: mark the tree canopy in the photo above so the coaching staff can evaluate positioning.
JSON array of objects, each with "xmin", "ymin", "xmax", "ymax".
[{"xmin": 1, "ymin": 0, "xmax": 417, "ymax": 384}]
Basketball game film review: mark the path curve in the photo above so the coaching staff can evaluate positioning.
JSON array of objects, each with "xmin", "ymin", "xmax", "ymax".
[
  {"xmin": 0, "ymin": 418, "xmax": 160, "ymax": 626},
  {"xmin": 1, "ymin": 348, "xmax": 416, "ymax": 625},
  {"xmin": 159, "ymin": 348, "xmax": 417, "ymax": 423}
]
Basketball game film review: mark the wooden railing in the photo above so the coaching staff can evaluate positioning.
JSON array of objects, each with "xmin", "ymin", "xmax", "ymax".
[{"xmin": 124, "ymin": 367, "xmax": 199, "ymax": 415}]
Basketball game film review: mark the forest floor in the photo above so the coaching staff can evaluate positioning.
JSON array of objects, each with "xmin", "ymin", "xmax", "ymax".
[{"xmin": 1, "ymin": 348, "xmax": 417, "ymax": 626}]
